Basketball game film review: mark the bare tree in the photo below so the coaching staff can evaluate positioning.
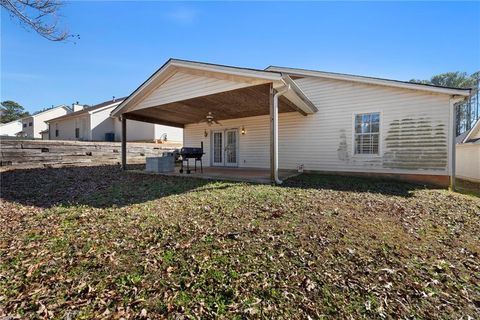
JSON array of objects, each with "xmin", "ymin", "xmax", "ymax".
[{"xmin": 1, "ymin": 0, "xmax": 77, "ymax": 41}]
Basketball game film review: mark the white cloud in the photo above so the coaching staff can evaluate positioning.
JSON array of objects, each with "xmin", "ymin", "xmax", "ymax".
[{"xmin": 165, "ymin": 7, "xmax": 199, "ymax": 25}]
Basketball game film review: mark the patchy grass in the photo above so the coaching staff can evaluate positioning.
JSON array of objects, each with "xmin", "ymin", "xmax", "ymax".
[
  {"xmin": 1, "ymin": 165, "xmax": 479, "ymax": 319},
  {"xmin": 457, "ymin": 178, "xmax": 480, "ymax": 197}
]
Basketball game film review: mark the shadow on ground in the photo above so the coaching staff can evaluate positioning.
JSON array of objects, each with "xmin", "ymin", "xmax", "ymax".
[
  {"xmin": 0, "ymin": 165, "xmax": 430, "ymax": 209},
  {"xmin": 456, "ymin": 178, "xmax": 480, "ymax": 197},
  {"xmin": 283, "ymin": 173, "xmax": 429, "ymax": 197},
  {"xmin": 0, "ymin": 164, "xmax": 218, "ymax": 209}
]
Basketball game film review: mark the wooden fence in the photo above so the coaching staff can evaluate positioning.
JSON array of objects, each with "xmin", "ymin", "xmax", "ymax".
[{"xmin": 0, "ymin": 139, "xmax": 181, "ymax": 170}]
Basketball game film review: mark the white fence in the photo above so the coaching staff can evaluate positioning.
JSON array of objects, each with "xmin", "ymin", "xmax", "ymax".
[{"xmin": 456, "ymin": 144, "xmax": 480, "ymax": 183}]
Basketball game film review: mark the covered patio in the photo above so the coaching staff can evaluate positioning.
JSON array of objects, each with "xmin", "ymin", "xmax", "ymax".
[
  {"xmin": 139, "ymin": 167, "xmax": 300, "ymax": 184},
  {"xmin": 112, "ymin": 59, "xmax": 317, "ymax": 184}
]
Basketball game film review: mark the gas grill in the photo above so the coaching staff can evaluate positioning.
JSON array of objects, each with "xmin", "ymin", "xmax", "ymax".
[{"xmin": 179, "ymin": 143, "xmax": 204, "ymax": 174}]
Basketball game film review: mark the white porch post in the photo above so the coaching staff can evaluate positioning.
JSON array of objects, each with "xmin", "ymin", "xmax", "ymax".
[
  {"xmin": 121, "ymin": 116, "xmax": 127, "ymax": 170},
  {"xmin": 270, "ymin": 83, "xmax": 290, "ymax": 184},
  {"xmin": 270, "ymin": 84, "xmax": 275, "ymax": 182}
]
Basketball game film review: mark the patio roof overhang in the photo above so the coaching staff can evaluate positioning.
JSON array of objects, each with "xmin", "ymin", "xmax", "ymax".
[
  {"xmin": 111, "ymin": 59, "xmax": 317, "ymax": 128},
  {"xmin": 114, "ymin": 58, "xmax": 318, "ymax": 184},
  {"xmin": 121, "ymin": 83, "xmax": 311, "ymax": 128}
]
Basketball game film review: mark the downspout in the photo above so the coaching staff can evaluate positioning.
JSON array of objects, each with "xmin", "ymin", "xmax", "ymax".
[
  {"xmin": 273, "ymin": 82, "xmax": 290, "ymax": 184},
  {"xmin": 449, "ymin": 97, "xmax": 456, "ymax": 191},
  {"xmin": 449, "ymin": 95, "xmax": 469, "ymax": 190}
]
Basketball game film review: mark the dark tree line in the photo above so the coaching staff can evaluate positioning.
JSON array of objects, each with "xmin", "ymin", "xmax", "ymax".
[
  {"xmin": 410, "ymin": 72, "xmax": 480, "ymax": 136},
  {"xmin": 0, "ymin": 101, "xmax": 30, "ymax": 123}
]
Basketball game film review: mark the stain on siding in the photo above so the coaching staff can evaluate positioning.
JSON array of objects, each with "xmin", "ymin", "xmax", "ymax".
[
  {"xmin": 337, "ymin": 130, "xmax": 350, "ymax": 161},
  {"xmin": 383, "ymin": 116, "xmax": 447, "ymax": 170}
]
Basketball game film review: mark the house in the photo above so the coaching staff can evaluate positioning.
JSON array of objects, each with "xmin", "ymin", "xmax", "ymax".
[
  {"xmin": 0, "ymin": 120, "xmax": 23, "ymax": 137},
  {"xmin": 19, "ymin": 105, "xmax": 72, "ymax": 139},
  {"xmin": 456, "ymin": 119, "xmax": 480, "ymax": 182},
  {"xmin": 47, "ymin": 98, "xmax": 182, "ymax": 142},
  {"xmin": 111, "ymin": 59, "xmax": 471, "ymax": 187}
]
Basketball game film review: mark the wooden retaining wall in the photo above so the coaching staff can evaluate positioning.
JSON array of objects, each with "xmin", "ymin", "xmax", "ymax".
[{"xmin": 0, "ymin": 139, "xmax": 181, "ymax": 170}]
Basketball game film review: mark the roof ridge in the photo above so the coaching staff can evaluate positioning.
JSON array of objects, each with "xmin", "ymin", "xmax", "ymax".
[{"xmin": 266, "ymin": 65, "xmax": 471, "ymax": 92}]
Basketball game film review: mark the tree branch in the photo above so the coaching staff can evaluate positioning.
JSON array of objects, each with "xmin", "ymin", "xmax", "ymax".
[{"xmin": 1, "ymin": 0, "xmax": 76, "ymax": 42}]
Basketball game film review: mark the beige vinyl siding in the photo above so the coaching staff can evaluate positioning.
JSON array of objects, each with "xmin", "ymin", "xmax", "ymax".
[
  {"xmin": 34, "ymin": 107, "xmax": 71, "ymax": 138},
  {"xmin": 112, "ymin": 118, "xmax": 183, "ymax": 142},
  {"xmin": 154, "ymin": 124, "xmax": 183, "ymax": 142},
  {"xmin": 51, "ymin": 115, "xmax": 90, "ymax": 140},
  {"xmin": 113, "ymin": 118, "xmax": 154, "ymax": 142},
  {"xmin": 91, "ymin": 108, "xmax": 116, "ymax": 141},
  {"xmin": 130, "ymin": 71, "xmax": 258, "ymax": 112},
  {"xmin": 185, "ymin": 115, "xmax": 271, "ymax": 168},
  {"xmin": 185, "ymin": 76, "xmax": 451, "ymax": 176},
  {"xmin": 456, "ymin": 144, "xmax": 480, "ymax": 182}
]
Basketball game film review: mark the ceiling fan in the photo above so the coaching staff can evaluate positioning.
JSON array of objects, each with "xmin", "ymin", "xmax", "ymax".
[{"xmin": 198, "ymin": 112, "xmax": 221, "ymax": 126}]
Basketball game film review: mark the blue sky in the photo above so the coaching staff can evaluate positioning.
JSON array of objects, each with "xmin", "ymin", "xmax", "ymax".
[{"xmin": 1, "ymin": 1, "xmax": 479, "ymax": 113}]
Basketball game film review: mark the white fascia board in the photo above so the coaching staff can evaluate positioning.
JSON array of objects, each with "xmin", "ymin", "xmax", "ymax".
[
  {"xmin": 32, "ymin": 105, "xmax": 71, "ymax": 119},
  {"xmin": 169, "ymin": 59, "xmax": 282, "ymax": 81},
  {"xmin": 282, "ymin": 75, "xmax": 318, "ymax": 113},
  {"xmin": 89, "ymin": 102, "xmax": 122, "ymax": 115},
  {"xmin": 267, "ymin": 66, "xmax": 471, "ymax": 97}
]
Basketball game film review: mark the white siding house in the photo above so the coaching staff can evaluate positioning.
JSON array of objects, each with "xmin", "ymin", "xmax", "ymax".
[
  {"xmin": 456, "ymin": 120, "xmax": 480, "ymax": 182},
  {"xmin": 19, "ymin": 105, "xmax": 72, "ymax": 139},
  {"xmin": 0, "ymin": 120, "xmax": 22, "ymax": 137},
  {"xmin": 48, "ymin": 98, "xmax": 182, "ymax": 142},
  {"xmin": 111, "ymin": 59, "xmax": 471, "ymax": 186}
]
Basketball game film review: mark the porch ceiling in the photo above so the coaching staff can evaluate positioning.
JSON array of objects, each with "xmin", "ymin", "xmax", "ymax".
[{"xmin": 123, "ymin": 84, "xmax": 301, "ymax": 128}]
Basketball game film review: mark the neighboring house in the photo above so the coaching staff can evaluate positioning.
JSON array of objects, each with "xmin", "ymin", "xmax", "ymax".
[
  {"xmin": 456, "ymin": 120, "xmax": 480, "ymax": 182},
  {"xmin": 111, "ymin": 58, "xmax": 471, "ymax": 187},
  {"xmin": 0, "ymin": 120, "xmax": 23, "ymax": 137},
  {"xmin": 19, "ymin": 105, "xmax": 72, "ymax": 139},
  {"xmin": 48, "ymin": 98, "xmax": 182, "ymax": 142},
  {"xmin": 40, "ymin": 129, "xmax": 50, "ymax": 140}
]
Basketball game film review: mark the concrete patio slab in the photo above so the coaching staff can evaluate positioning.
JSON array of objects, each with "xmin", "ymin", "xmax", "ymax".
[{"xmin": 135, "ymin": 166, "xmax": 300, "ymax": 184}]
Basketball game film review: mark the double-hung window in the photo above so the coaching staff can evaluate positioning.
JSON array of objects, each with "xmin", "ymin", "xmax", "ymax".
[{"xmin": 354, "ymin": 112, "xmax": 380, "ymax": 155}]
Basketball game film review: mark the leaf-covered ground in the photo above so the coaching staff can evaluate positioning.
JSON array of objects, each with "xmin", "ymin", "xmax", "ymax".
[{"xmin": 1, "ymin": 165, "xmax": 479, "ymax": 319}]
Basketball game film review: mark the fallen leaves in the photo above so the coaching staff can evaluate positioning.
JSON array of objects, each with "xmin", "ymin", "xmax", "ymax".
[{"xmin": 0, "ymin": 166, "xmax": 479, "ymax": 318}]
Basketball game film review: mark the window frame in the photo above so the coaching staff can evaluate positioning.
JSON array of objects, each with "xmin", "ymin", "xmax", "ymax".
[{"xmin": 352, "ymin": 111, "xmax": 382, "ymax": 157}]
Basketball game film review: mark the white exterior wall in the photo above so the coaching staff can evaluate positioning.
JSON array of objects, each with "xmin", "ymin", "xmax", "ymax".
[
  {"xmin": 113, "ymin": 118, "xmax": 153, "ymax": 141},
  {"xmin": 0, "ymin": 120, "xmax": 22, "ymax": 136},
  {"xmin": 113, "ymin": 118, "xmax": 183, "ymax": 142},
  {"xmin": 31, "ymin": 107, "xmax": 71, "ymax": 138},
  {"xmin": 456, "ymin": 144, "xmax": 480, "ymax": 182},
  {"xmin": 50, "ymin": 115, "xmax": 90, "ymax": 140},
  {"xmin": 185, "ymin": 77, "xmax": 452, "ymax": 176},
  {"xmin": 20, "ymin": 107, "xmax": 71, "ymax": 139},
  {"xmin": 456, "ymin": 124, "xmax": 480, "ymax": 182},
  {"xmin": 20, "ymin": 117, "xmax": 34, "ymax": 138},
  {"xmin": 154, "ymin": 124, "xmax": 183, "ymax": 142},
  {"xmin": 49, "ymin": 105, "xmax": 179, "ymax": 142},
  {"xmin": 91, "ymin": 108, "xmax": 116, "ymax": 141}
]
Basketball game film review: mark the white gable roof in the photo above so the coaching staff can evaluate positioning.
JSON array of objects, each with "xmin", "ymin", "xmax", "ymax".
[
  {"xmin": 266, "ymin": 66, "xmax": 471, "ymax": 97},
  {"xmin": 112, "ymin": 59, "xmax": 317, "ymax": 117}
]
